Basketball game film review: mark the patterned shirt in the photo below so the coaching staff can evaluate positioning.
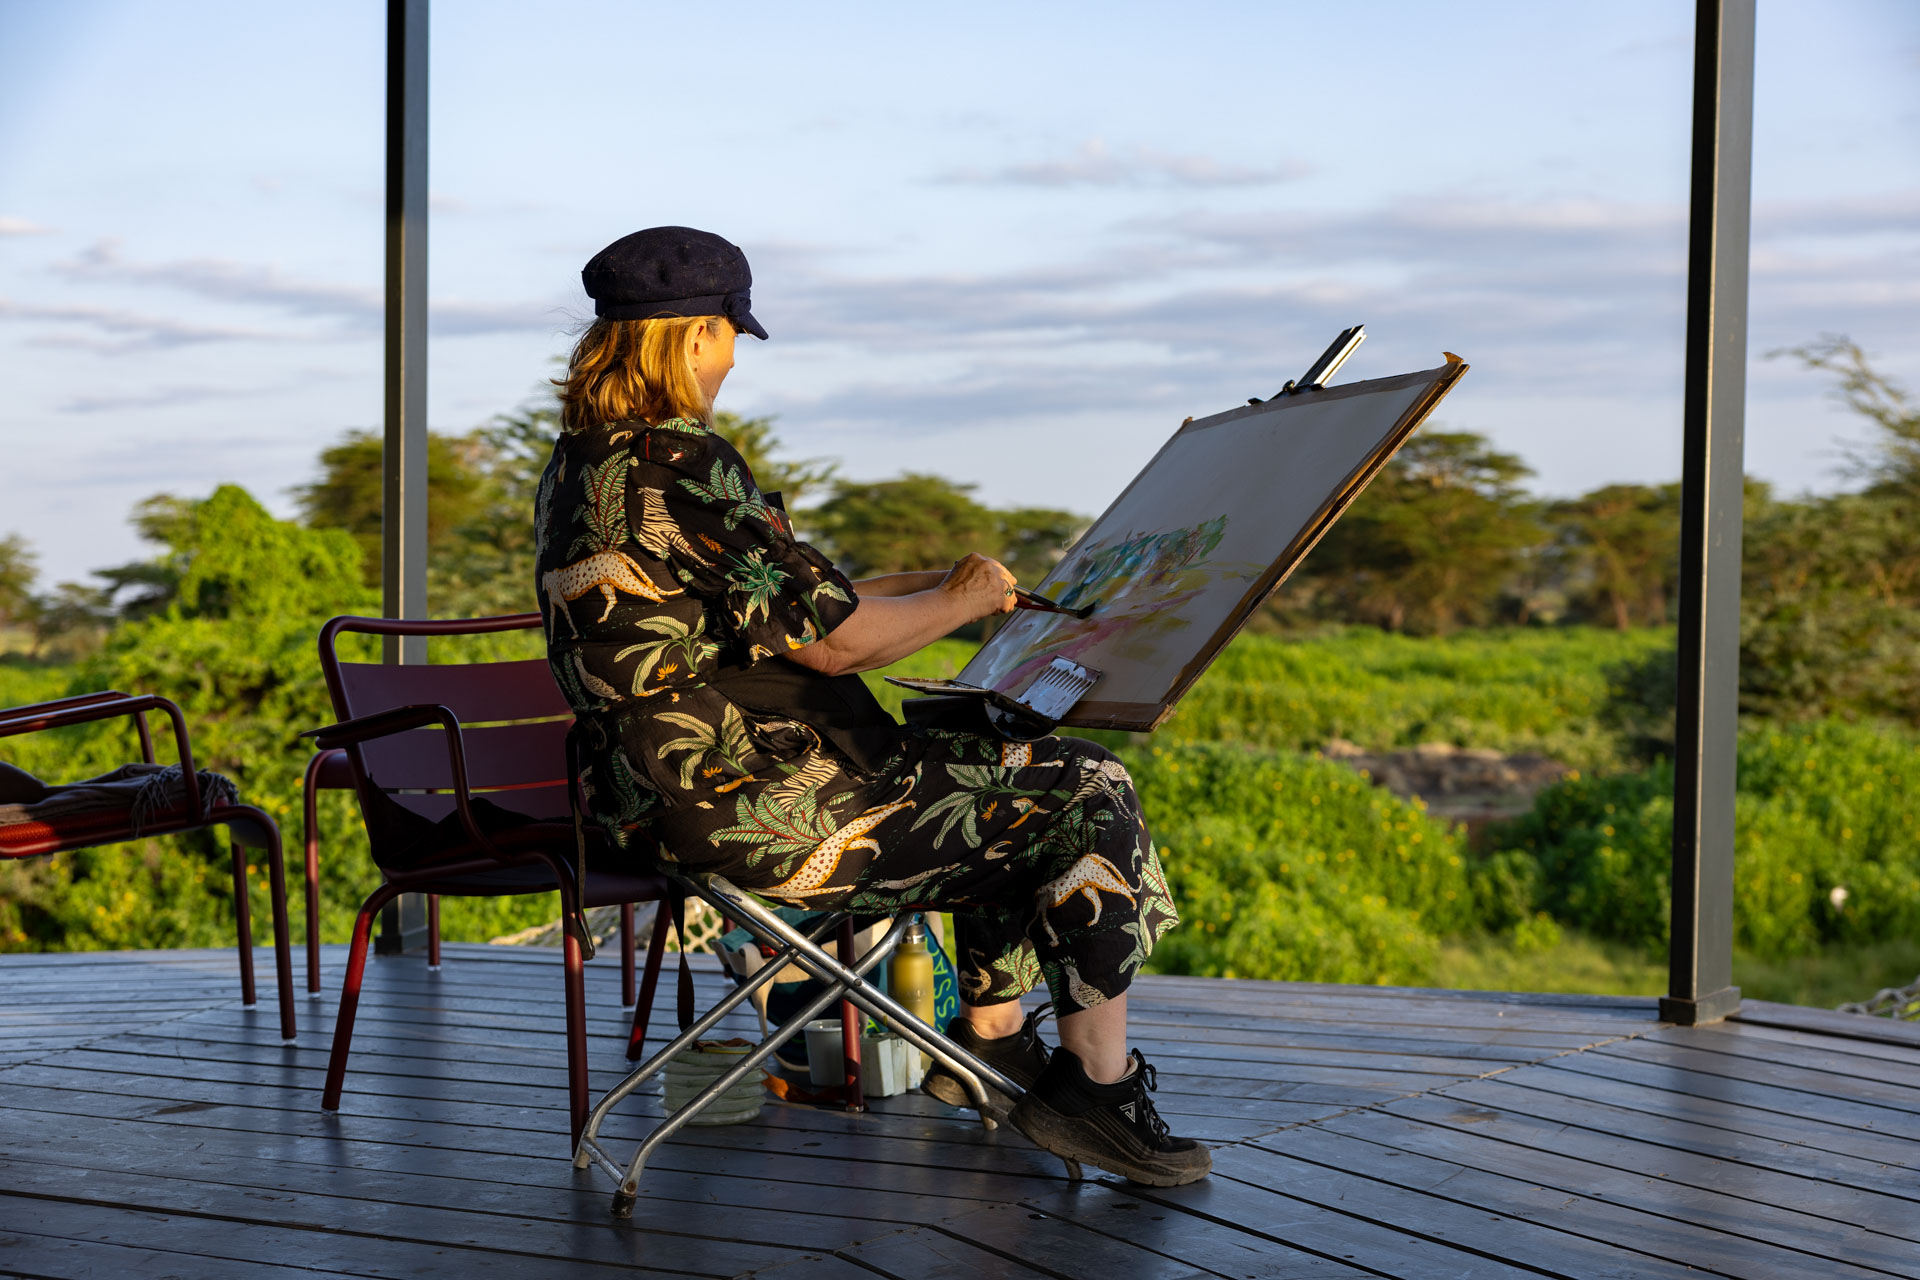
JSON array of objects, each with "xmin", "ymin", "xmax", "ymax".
[{"xmin": 535, "ymin": 417, "xmax": 904, "ymax": 862}]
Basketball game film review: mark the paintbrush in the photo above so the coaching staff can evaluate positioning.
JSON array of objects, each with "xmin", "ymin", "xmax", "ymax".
[{"xmin": 1013, "ymin": 586, "xmax": 1096, "ymax": 619}]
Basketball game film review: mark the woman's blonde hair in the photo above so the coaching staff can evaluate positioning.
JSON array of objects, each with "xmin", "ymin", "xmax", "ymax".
[{"xmin": 553, "ymin": 315, "xmax": 725, "ymax": 431}]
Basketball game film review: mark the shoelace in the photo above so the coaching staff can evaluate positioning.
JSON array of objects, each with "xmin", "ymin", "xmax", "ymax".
[
  {"xmin": 1127, "ymin": 1051, "xmax": 1172, "ymax": 1141},
  {"xmin": 1021, "ymin": 1001, "xmax": 1056, "ymax": 1067}
]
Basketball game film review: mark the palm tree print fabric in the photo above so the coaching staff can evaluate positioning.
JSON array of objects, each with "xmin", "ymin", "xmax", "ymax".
[{"xmin": 536, "ymin": 418, "xmax": 1179, "ymax": 1016}]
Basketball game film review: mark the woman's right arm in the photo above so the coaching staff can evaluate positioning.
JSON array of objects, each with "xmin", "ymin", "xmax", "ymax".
[{"xmin": 784, "ymin": 554, "xmax": 1016, "ymax": 677}]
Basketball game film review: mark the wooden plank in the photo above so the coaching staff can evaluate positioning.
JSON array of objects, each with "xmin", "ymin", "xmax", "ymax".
[
  {"xmin": 1546, "ymin": 1047, "xmax": 1920, "ymax": 1141},
  {"xmin": 729, "ymin": 1252, "xmax": 898, "ymax": 1279},
  {"xmin": 1738, "ymin": 999, "xmax": 1920, "ymax": 1051},
  {"xmin": 1417, "ymin": 1076, "xmax": 1920, "ymax": 1217},
  {"xmin": 1644, "ymin": 1022, "xmax": 1920, "ymax": 1088},
  {"xmin": 1722, "ymin": 1016, "xmax": 1920, "ymax": 1067},
  {"xmin": 1212, "ymin": 1142, "xmax": 1713, "ymax": 1280},
  {"xmin": 1489, "ymin": 1060, "xmax": 1920, "ymax": 1171},
  {"xmin": 10, "ymin": 1043, "xmax": 1267, "ymax": 1149},
  {"xmin": 0, "ymin": 1195, "xmax": 703, "ymax": 1279},
  {"xmin": 4, "ymin": 1155, "xmax": 886, "ymax": 1268},
  {"xmin": 1018, "ymin": 1186, "xmax": 1379, "ymax": 1280},
  {"xmin": 1592, "ymin": 1035, "xmax": 1920, "ymax": 1112},
  {"xmin": 84, "ymin": 1028, "xmax": 1330, "ymax": 1129},
  {"xmin": 1318, "ymin": 1103, "xmax": 1920, "ymax": 1278},
  {"xmin": 0, "ymin": 1105, "xmax": 981, "ymax": 1230},
  {"xmin": 1489, "ymin": 1059, "xmax": 1920, "ymax": 1174},
  {"xmin": 833, "ymin": 1212, "xmax": 1105, "ymax": 1280},
  {"xmin": 923, "ymin": 1201, "xmax": 1218, "ymax": 1280},
  {"xmin": 1567, "ymin": 1041, "xmax": 1920, "ymax": 1132},
  {"xmin": 0, "ymin": 1227, "xmax": 363, "ymax": 1280},
  {"xmin": 0, "ymin": 1081, "xmax": 1065, "ymax": 1207},
  {"xmin": 1124, "ymin": 1150, "xmax": 1550, "ymax": 1279}
]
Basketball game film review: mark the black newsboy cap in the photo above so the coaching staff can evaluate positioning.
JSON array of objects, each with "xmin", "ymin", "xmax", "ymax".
[{"xmin": 581, "ymin": 226, "xmax": 768, "ymax": 339}]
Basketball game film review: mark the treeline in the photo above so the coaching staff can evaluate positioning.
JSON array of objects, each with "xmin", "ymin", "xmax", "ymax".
[
  {"xmin": 0, "ymin": 410, "xmax": 1087, "ymax": 650},
  {"xmin": 4, "ymin": 336, "xmax": 1915, "ymax": 731}
]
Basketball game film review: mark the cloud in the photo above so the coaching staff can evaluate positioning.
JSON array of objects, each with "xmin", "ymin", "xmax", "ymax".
[
  {"xmin": 739, "ymin": 185, "xmax": 1920, "ymax": 461},
  {"xmin": 56, "ymin": 239, "xmax": 383, "ymax": 327},
  {"xmin": 0, "ymin": 216, "xmax": 52, "ymax": 235},
  {"xmin": 940, "ymin": 139, "xmax": 1310, "ymax": 189},
  {"xmin": 0, "ymin": 297, "xmax": 281, "ymax": 352},
  {"xmin": 51, "ymin": 239, "xmax": 567, "ymax": 338},
  {"xmin": 58, "ymin": 384, "xmax": 268, "ymax": 414}
]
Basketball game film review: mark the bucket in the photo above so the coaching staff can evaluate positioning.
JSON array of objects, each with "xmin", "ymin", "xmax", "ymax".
[
  {"xmin": 661, "ymin": 1039, "xmax": 765, "ymax": 1125},
  {"xmin": 803, "ymin": 1019, "xmax": 851, "ymax": 1087}
]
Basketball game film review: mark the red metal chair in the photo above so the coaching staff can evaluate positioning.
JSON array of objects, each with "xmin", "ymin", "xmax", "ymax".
[
  {"xmin": 299, "ymin": 746, "xmax": 657, "ymax": 1007},
  {"xmin": 305, "ymin": 613, "xmax": 674, "ymax": 1144},
  {"xmin": 0, "ymin": 690, "xmax": 297, "ymax": 1040}
]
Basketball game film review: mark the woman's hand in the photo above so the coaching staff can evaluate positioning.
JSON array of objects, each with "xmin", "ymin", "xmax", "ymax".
[{"xmin": 939, "ymin": 553, "xmax": 1018, "ymax": 622}]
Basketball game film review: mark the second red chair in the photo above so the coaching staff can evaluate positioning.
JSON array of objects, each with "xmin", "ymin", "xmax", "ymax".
[{"xmin": 305, "ymin": 613, "xmax": 673, "ymax": 1144}]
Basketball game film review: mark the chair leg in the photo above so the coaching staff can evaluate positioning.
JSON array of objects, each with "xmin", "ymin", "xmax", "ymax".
[
  {"xmin": 323, "ymin": 884, "xmax": 399, "ymax": 1113},
  {"xmin": 255, "ymin": 818, "xmax": 298, "ymax": 1041},
  {"xmin": 626, "ymin": 903, "xmax": 670, "ymax": 1061},
  {"xmin": 837, "ymin": 917, "xmax": 864, "ymax": 1112},
  {"xmin": 427, "ymin": 895, "xmax": 442, "ymax": 970},
  {"xmin": 229, "ymin": 840, "xmax": 257, "ymax": 1009},
  {"xmin": 620, "ymin": 903, "xmax": 637, "ymax": 1008},
  {"xmin": 564, "ymin": 928, "xmax": 589, "ymax": 1147},
  {"xmin": 302, "ymin": 760, "xmax": 323, "ymax": 994}
]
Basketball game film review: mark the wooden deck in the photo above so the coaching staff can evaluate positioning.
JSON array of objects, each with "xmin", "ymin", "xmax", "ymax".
[{"xmin": 3, "ymin": 944, "xmax": 1918, "ymax": 1279}]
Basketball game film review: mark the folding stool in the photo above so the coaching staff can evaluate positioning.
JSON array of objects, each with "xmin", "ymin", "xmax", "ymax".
[{"xmin": 574, "ymin": 870, "xmax": 1081, "ymax": 1217}]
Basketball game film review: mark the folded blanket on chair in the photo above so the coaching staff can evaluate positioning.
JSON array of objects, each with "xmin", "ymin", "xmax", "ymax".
[{"xmin": 0, "ymin": 762, "xmax": 238, "ymax": 836}]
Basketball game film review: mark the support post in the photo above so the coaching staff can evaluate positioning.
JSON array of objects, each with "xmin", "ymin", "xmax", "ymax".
[
  {"xmin": 377, "ymin": 0, "xmax": 432, "ymax": 956},
  {"xmin": 1663, "ymin": 0, "xmax": 1753, "ymax": 1027}
]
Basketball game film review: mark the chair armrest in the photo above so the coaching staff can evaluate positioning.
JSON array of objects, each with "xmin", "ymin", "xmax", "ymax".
[
  {"xmin": 0, "ymin": 690, "xmax": 132, "ymax": 720},
  {"xmin": 0, "ymin": 694, "xmax": 199, "ymax": 811},
  {"xmin": 299, "ymin": 704, "xmax": 492, "ymax": 855},
  {"xmin": 299, "ymin": 703, "xmax": 457, "ymax": 750}
]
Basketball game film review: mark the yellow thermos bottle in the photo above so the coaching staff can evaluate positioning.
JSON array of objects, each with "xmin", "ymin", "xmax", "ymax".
[{"xmin": 889, "ymin": 918, "xmax": 937, "ymax": 1072}]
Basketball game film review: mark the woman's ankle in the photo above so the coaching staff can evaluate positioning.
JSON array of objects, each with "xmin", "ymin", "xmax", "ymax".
[{"xmin": 959, "ymin": 1002, "xmax": 1024, "ymax": 1040}]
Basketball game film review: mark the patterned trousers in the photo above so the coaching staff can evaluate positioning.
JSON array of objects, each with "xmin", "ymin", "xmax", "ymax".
[{"xmin": 737, "ymin": 731, "xmax": 1180, "ymax": 1019}]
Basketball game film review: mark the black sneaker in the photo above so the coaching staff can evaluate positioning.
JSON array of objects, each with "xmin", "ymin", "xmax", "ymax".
[
  {"xmin": 1009, "ymin": 1046, "xmax": 1211, "ymax": 1186},
  {"xmin": 922, "ymin": 1002, "xmax": 1054, "ymax": 1121}
]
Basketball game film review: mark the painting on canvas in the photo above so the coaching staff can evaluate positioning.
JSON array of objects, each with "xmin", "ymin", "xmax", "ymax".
[{"xmin": 958, "ymin": 358, "xmax": 1468, "ymax": 731}]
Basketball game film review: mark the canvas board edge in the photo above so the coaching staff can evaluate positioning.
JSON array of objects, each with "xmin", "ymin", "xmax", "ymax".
[{"xmin": 1054, "ymin": 354, "xmax": 1471, "ymax": 733}]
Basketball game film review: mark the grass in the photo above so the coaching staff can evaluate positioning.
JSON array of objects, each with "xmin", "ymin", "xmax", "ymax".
[
  {"xmin": 1435, "ymin": 930, "xmax": 1920, "ymax": 1010},
  {"xmin": 1436, "ymin": 931, "xmax": 1664, "ymax": 997}
]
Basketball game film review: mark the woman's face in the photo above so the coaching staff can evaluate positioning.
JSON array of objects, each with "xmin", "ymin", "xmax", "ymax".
[{"xmin": 690, "ymin": 319, "xmax": 737, "ymax": 407}]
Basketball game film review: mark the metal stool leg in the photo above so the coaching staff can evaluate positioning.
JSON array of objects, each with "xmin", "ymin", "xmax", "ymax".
[
  {"xmin": 595, "ymin": 912, "xmax": 916, "ymax": 1218},
  {"xmin": 575, "ymin": 875, "xmax": 1072, "ymax": 1216}
]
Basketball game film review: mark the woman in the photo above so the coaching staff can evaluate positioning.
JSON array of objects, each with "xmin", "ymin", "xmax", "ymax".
[{"xmin": 537, "ymin": 226, "xmax": 1209, "ymax": 1186}]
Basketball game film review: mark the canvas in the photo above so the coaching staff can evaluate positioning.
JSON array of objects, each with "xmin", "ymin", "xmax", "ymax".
[{"xmin": 956, "ymin": 357, "xmax": 1468, "ymax": 731}]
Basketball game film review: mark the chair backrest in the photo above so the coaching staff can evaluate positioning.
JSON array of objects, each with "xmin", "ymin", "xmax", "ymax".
[{"xmin": 317, "ymin": 615, "xmax": 574, "ymax": 837}]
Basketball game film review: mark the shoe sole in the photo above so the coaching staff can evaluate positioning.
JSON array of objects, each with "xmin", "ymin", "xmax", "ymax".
[
  {"xmin": 1008, "ymin": 1096, "xmax": 1212, "ymax": 1187},
  {"xmin": 921, "ymin": 1070, "xmax": 1013, "ymax": 1124}
]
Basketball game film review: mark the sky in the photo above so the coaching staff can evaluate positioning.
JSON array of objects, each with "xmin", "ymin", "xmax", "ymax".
[{"xmin": 2, "ymin": 0, "xmax": 1916, "ymax": 587}]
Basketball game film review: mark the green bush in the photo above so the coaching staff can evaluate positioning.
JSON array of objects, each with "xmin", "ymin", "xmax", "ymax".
[
  {"xmin": 0, "ymin": 488, "xmax": 561, "ymax": 952},
  {"xmin": 1118, "ymin": 740, "xmax": 1471, "ymax": 984},
  {"xmin": 1159, "ymin": 626, "xmax": 1672, "ymax": 772},
  {"xmin": 1489, "ymin": 719, "xmax": 1920, "ymax": 957}
]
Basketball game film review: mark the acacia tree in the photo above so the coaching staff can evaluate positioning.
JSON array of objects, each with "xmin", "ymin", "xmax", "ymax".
[
  {"xmin": 1301, "ymin": 430, "xmax": 1544, "ymax": 633},
  {"xmin": 1550, "ymin": 483, "xmax": 1680, "ymax": 629},
  {"xmin": 0, "ymin": 533, "xmax": 35, "ymax": 629},
  {"xmin": 711, "ymin": 412, "xmax": 836, "ymax": 510},
  {"xmin": 806, "ymin": 473, "xmax": 999, "ymax": 577},
  {"xmin": 290, "ymin": 428, "xmax": 490, "ymax": 586}
]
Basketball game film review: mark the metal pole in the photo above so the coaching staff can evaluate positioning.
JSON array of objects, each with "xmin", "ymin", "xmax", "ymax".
[
  {"xmin": 377, "ymin": 0, "xmax": 432, "ymax": 955},
  {"xmin": 1663, "ymin": 0, "xmax": 1753, "ymax": 1027}
]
